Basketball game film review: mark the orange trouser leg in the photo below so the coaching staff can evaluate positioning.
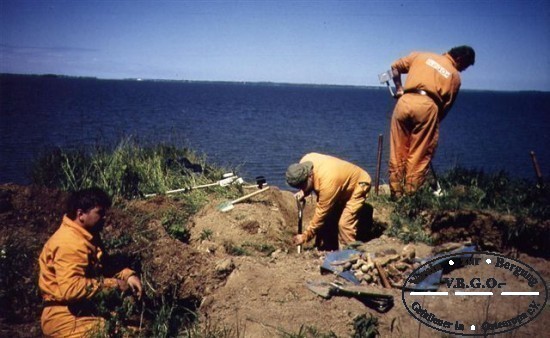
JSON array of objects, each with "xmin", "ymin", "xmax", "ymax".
[
  {"xmin": 41, "ymin": 306, "xmax": 105, "ymax": 338},
  {"xmin": 405, "ymin": 101, "xmax": 439, "ymax": 194},
  {"xmin": 338, "ymin": 183, "xmax": 370, "ymax": 245},
  {"xmin": 389, "ymin": 99, "xmax": 411, "ymax": 197}
]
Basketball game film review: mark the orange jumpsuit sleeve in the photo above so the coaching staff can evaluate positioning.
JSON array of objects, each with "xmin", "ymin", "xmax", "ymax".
[
  {"xmin": 54, "ymin": 239, "xmax": 105, "ymax": 301},
  {"xmin": 391, "ymin": 52, "xmax": 418, "ymax": 74}
]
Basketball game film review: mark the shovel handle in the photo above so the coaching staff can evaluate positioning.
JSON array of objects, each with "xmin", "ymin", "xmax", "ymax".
[
  {"xmin": 297, "ymin": 198, "xmax": 305, "ymax": 253},
  {"xmin": 230, "ymin": 187, "xmax": 270, "ymax": 204}
]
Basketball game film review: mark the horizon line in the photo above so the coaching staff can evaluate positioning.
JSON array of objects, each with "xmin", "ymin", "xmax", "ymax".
[{"xmin": 1, "ymin": 72, "xmax": 548, "ymax": 94}]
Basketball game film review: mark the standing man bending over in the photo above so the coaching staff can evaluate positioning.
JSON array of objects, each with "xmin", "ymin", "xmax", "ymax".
[
  {"xmin": 389, "ymin": 45, "xmax": 475, "ymax": 198},
  {"xmin": 38, "ymin": 187, "xmax": 142, "ymax": 337},
  {"xmin": 286, "ymin": 153, "xmax": 372, "ymax": 250}
]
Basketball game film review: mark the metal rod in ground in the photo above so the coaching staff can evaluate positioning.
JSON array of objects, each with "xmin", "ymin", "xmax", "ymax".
[
  {"xmin": 375, "ymin": 134, "xmax": 383, "ymax": 195},
  {"xmin": 530, "ymin": 151, "xmax": 544, "ymax": 188}
]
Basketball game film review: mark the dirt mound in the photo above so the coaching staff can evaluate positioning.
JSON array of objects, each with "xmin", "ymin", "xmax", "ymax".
[{"xmin": 1, "ymin": 184, "xmax": 548, "ymax": 337}]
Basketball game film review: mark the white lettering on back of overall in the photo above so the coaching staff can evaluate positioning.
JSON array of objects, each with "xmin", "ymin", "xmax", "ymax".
[{"xmin": 426, "ymin": 58, "xmax": 451, "ymax": 79}]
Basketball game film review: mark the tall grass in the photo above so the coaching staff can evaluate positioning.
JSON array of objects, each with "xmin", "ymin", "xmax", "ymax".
[
  {"xmin": 382, "ymin": 167, "xmax": 549, "ymax": 244},
  {"xmin": 31, "ymin": 137, "xmax": 230, "ymax": 199}
]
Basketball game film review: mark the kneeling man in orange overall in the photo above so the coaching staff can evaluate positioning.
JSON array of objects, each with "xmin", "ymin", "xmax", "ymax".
[{"xmin": 38, "ymin": 187, "xmax": 142, "ymax": 337}]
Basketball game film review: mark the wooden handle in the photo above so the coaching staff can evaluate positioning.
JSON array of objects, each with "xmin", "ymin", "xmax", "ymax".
[
  {"xmin": 530, "ymin": 151, "xmax": 544, "ymax": 186},
  {"xmin": 231, "ymin": 187, "xmax": 270, "ymax": 204},
  {"xmin": 375, "ymin": 262, "xmax": 391, "ymax": 289}
]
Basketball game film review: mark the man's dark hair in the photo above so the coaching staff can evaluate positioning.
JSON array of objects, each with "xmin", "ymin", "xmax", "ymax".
[
  {"xmin": 448, "ymin": 45, "xmax": 476, "ymax": 67},
  {"xmin": 66, "ymin": 187, "xmax": 112, "ymax": 219}
]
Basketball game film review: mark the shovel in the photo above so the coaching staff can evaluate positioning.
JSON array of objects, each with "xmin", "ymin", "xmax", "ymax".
[
  {"xmin": 306, "ymin": 280, "xmax": 394, "ymax": 313},
  {"xmin": 218, "ymin": 186, "xmax": 270, "ymax": 212},
  {"xmin": 296, "ymin": 198, "xmax": 306, "ymax": 253},
  {"xmin": 145, "ymin": 175, "xmax": 239, "ymax": 198}
]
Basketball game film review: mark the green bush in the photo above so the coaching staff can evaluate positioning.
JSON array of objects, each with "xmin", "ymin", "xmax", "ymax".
[
  {"xmin": 31, "ymin": 138, "xmax": 229, "ymax": 199},
  {"xmin": 384, "ymin": 167, "xmax": 548, "ymax": 244}
]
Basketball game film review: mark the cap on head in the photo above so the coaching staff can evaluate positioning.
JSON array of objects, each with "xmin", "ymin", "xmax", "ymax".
[{"xmin": 285, "ymin": 161, "xmax": 313, "ymax": 188}]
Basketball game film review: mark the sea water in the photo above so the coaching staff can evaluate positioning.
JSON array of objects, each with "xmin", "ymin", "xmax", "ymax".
[{"xmin": 1, "ymin": 74, "xmax": 549, "ymax": 189}]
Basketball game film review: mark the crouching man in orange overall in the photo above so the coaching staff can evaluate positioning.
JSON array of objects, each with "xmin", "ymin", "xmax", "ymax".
[
  {"xmin": 38, "ymin": 187, "xmax": 142, "ymax": 337},
  {"xmin": 388, "ymin": 45, "xmax": 475, "ymax": 198},
  {"xmin": 286, "ymin": 153, "xmax": 372, "ymax": 250}
]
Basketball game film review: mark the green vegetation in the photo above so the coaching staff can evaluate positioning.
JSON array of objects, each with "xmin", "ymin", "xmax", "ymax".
[
  {"xmin": 31, "ymin": 137, "xmax": 233, "ymax": 199},
  {"xmin": 380, "ymin": 167, "xmax": 549, "ymax": 245},
  {"xmin": 280, "ymin": 325, "xmax": 338, "ymax": 338},
  {"xmin": 199, "ymin": 228, "xmax": 214, "ymax": 241},
  {"xmin": 0, "ymin": 237, "xmax": 42, "ymax": 322}
]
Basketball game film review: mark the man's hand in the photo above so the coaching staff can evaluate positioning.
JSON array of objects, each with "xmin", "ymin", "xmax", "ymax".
[
  {"xmin": 293, "ymin": 234, "xmax": 306, "ymax": 246},
  {"xmin": 117, "ymin": 275, "xmax": 143, "ymax": 299},
  {"xmin": 294, "ymin": 190, "xmax": 305, "ymax": 201},
  {"xmin": 127, "ymin": 275, "xmax": 143, "ymax": 299},
  {"xmin": 395, "ymin": 86, "xmax": 404, "ymax": 98}
]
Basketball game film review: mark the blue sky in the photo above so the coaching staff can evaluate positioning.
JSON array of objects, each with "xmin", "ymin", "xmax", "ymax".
[{"xmin": 1, "ymin": 0, "xmax": 549, "ymax": 91}]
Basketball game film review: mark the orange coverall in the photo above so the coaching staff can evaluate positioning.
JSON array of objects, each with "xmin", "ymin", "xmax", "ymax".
[
  {"xmin": 389, "ymin": 52, "xmax": 461, "ymax": 195},
  {"xmin": 38, "ymin": 215, "xmax": 135, "ymax": 337},
  {"xmin": 300, "ymin": 153, "xmax": 371, "ymax": 249}
]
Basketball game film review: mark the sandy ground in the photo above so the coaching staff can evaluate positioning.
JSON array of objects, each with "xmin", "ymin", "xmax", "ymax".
[{"xmin": 0, "ymin": 184, "xmax": 548, "ymax": 337}]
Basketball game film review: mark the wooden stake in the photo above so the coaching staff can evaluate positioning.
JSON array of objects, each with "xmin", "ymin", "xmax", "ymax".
[
  {"xmin": 530, "ymin": 151, "xmax": 544, "ymax": 188},
  {"xmin": 375, "ymin": 261, "xmax": 391, "ymax": 289}
]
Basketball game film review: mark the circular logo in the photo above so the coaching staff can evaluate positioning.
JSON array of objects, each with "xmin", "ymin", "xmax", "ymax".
[{"xmin": 402, "ymin": 251, "xmax": 547, "ymax": 336}]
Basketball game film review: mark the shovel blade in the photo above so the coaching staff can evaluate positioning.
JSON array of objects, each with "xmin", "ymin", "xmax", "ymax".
[
  {"xmin": 305, "ymin": 280, "xmax": 333, "ymax": 299},
  {"xmin": 218, "ymin": 201, "xmax": 234, "ymax": 212}
]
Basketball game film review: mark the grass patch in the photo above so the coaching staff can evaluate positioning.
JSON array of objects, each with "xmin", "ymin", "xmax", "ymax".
[
  {"xmin": 31, "ymin": 137, "xmax": 233, "ymax": 199},
  {"xmin": 381, "ymin": 167, "xmax": 548, "ymax": 244},
  {"xmin": 200, "ymin": 229, "xmax": 214, "ymax": 241},
  {"xmin": 223, "ymin": 242, "xmax": 251, "ymax": 256}
]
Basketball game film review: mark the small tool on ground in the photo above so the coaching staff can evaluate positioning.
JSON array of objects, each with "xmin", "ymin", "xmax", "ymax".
[
  {"xmin": 306, "ymin": 280, "xmax": 394, "ymax": 313},
  {"xmin": 145, "ymin": 174, "xmax": 239, "ymax": 198},
  {"xmin": 218, "ymin": 186, "xmax": 270, "ymax": 212},
  {"xmin": 296, "ymin": 197, "xmax": 306, "ymax": 254}
]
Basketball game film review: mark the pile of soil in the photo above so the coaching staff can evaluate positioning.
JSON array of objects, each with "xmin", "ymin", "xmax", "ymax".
[{"xmin": 0, "ymin": 184, "xmax": 548, "ymax": 337}]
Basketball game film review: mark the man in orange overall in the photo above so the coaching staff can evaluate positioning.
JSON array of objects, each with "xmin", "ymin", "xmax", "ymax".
[
  {"xmin": 388, "ymin": 46, "xmax": 475, "ymax": 197},
  {"xmin": 286, "ymin": 153, "xmax": 372, "ymax": 250},
  {"xmin": 38, "ymin": 187, "xmax": 142, "ymax": 337}
]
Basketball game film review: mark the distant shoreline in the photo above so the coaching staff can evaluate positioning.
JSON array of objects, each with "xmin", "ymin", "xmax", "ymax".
[{"xmin": 1, "ymin": 72, "xmax": 547, "ymax": 94}]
